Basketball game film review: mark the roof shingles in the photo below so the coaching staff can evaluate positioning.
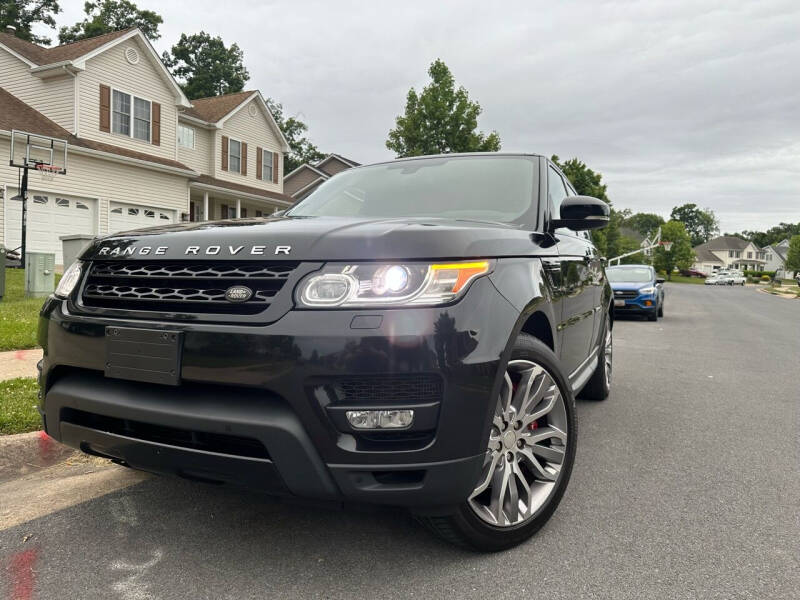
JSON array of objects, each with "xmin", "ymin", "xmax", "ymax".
[
  {"xmin": 181, "ymin": 91, "xmax": 255, "ymax": 123},
  {"xmin": 0, "ymin": 29, "xmax": 134, "ymax": 66}
]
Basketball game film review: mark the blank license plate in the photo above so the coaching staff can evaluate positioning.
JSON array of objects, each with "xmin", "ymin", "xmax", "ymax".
[
  {"xmin": 614, "ymin": 299, "xmax": 626, "ymax": 307},
  {"xmin": 105, "ymin": 327, "xmax": 183, "ymax": 386}
]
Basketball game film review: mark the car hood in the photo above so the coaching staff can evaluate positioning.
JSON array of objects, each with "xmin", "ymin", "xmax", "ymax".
[{"xmin": 80, "ymin": 215, "xmax": 543, "ymax": 262}]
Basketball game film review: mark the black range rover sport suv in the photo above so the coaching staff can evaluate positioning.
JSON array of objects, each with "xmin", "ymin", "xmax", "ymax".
[{"xmin": 39, "ymin": 153, "xmax": 612, "ymax": 551}]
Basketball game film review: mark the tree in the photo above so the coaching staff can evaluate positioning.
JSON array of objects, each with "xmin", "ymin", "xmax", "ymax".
[
  {"xmin": 162, "ymin": 32, "xmax": 249, "ymax": 100},
  {"xmin": 670, "ymin": 203, "xmax": 719, "ymax": 247},
  {"xmin": 652, "ymin": 221, "xmax": 694, "ymax": 280},
  {"xmin": 785, "ymin": 235, "xmax": 800, "ymax": 278},
  {"xmin": 266, "ymin": 99, "xmax": 325, "ymax": 173},
  {"xmin": 386, "ymin": 59, "xmax": 500, "ymax": 157},
  {"xmin": 57, "ymin": 0, "xmax": 160, "ymax": 44},
  {"xmin": 625, "ymin": 212, "xmax": 665, "ymax": 238},
  {"xmin": 0, "ymin": 0, "xmax": 60, "ymax": 45},
  {"xmin": 551, "ymin": 155, "xmax": 625, "ymax": 258},
  {"xmin": 738, "ymin": 222, "xmax": 800, "ymax": 248}
]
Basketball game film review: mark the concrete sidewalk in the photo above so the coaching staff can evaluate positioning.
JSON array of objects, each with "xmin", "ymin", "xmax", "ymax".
[{"xmin": 0, "ymin": 348, "xmax": 42, "ymax": 381}]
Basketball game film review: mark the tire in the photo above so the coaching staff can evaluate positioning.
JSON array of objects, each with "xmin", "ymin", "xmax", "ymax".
[
  {"xmin": 416, "ymin": 334, "xmax": 577, "ymax": 552},
  {"xmin": 579, "ymin": 314, "xmax": 612, "ymax": 401},
  {"xmin": 648, "ymin": 307, "xmax": 658, "ymax": 321},
  {"xmin": 657, "ymin": 301, "xmax": 664, "ymax": 317}
]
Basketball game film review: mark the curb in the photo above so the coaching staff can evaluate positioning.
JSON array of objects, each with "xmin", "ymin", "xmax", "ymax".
[
  {"xmin": 0, "ymin": 430, "xmax": 78, "ymax": 484},
  {"xmin": 756, "ymin": 288, "xmax": 799, "ymax": 300}
]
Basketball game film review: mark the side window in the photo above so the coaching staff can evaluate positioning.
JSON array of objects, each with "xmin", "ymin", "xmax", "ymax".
[{"xmin": 547, "ymin": 167, "xmax": 569, "ymax": 221}]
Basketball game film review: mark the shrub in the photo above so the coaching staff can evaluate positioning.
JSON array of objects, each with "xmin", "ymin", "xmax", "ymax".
[{"xmin": 761, "ymin": 275, "xmax": 771, "ymax": 282}]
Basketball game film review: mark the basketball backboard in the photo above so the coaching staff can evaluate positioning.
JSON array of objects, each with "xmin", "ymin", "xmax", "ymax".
[{"xmin": 9, "ymin": 129, "xmax": 68, "ymax": 174}]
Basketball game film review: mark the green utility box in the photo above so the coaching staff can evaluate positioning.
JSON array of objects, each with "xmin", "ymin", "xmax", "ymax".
[
  {"xmin": 0, "ymin": 245, "xmax": 6, "ymax": 300},
  {"xmin": 25, "ymin": 252, "xmax": 55, "ymax": 297}
]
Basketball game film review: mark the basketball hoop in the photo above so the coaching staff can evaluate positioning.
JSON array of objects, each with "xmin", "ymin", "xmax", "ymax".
[
  {"xmin": 35, "ymin": 163, "xmax": 62, "ymax": 182},
  {"xmin": 660, "ymin": 241, "xmax": 673, "ymax": 252}
]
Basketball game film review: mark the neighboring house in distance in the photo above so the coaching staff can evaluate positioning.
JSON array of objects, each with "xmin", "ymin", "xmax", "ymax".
[
  {"xmin": 0, "ymin": 26, "xmax": 291, "ymax": 264},
  {"xmin": 283, "ymin": 154, "xmax": 360, "ymax": 201},
  {"xmin": 691, "ymin": 236, "xmax": 768, "ymax": 274},
  {"xmin": 763, "ymin": 239, "xmax": 791, "ymax": 276}
]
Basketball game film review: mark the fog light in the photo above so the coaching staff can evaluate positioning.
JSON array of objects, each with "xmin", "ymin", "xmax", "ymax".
[
  {"xmin": 346, "ymin": 410, "xmax": 414, "ymax": 430},
  {"xmin": 644, "ymin": 300, "xmax": 653, "ymax": 306}
]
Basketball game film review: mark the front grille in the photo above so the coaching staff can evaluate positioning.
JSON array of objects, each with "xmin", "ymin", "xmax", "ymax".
[
  {"xmin": 614, "ymin": 290, "xmax": 638, "ymax": 299},
  {"xmin": 61, "ymin": 408, "xmax": 269, "ymax": 459},
  {"xmin": 318, "ymin": 374, "xmax": 444, "ymax": 405},
  {"xmin": 81, "ymin": 261, "xmax": 298, "ymax": 315}
]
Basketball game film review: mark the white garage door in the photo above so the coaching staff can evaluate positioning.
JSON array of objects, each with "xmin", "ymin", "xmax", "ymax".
[
  {"xmin": 5, "ymin": 189, "xmax": 97, "ymax": 264},
  {"xmin": 109, "ymin": 202, "xmax": 175, "ymax": 234}
]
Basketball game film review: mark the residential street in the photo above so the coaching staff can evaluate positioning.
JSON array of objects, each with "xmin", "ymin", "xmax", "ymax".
[{"xmin": 1, "ymin": 284, "xmax": 798, "ymax": 600}]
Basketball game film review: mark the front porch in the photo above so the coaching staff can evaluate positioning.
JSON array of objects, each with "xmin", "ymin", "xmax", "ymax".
[{"xmin": 188, "ymin": 176, "xmax": 293, "ymax": 222}]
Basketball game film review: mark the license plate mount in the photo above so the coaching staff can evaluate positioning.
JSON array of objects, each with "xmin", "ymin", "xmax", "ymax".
[
  {"xmin": 614, "ymin": 299, "xmax": 625, "ymax": 307},
  {"xmin": 105, "ymin": 327, "xmax": 183, "ymax": 386}
]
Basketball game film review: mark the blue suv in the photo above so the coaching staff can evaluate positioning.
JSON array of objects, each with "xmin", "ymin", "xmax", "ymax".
[{"xmin": 606, "ymin": 265, "xmax": 665, "ymax": 321}]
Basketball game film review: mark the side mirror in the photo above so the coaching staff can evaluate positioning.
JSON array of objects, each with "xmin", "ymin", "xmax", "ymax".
[
  {"xmin": 656, "ymin": 277, "xmax": 666, "ymax": 284},
  {"xmin": 551, "ymin": 196, "xmax": 610, "ymax": 231}
]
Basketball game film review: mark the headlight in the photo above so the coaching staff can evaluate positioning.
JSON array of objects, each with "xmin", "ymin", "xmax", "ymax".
[
  {"xmin": 296, "ymin": 260, "xmax": 492, "ymax": 308},
  {"xmin": 55, "ymin": 261, "xmax": 83, "ymax": 299},
  {"xmin": 639, "ymin": 286, "xmax": 656, "ymax": 295}
]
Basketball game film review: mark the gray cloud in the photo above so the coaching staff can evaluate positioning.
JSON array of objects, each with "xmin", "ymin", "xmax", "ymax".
[{"xmin": 46, "ymin": 0, "xmax": 800, "ymax": 232}]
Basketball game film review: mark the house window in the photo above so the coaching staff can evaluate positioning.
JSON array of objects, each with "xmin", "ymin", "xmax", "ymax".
[
  {"xmin": 178, "ymin": 124, "xmax": 195, "ymax": 149},
  {"xmin": 241, "ymin": 208, "xmax": 248, "ymax": 218},
  {"xmin": 735, "ymin": 251, "xmax": 741, "ymax": 258},
  {"xmin": 128, "ymin": 208, "xmax": 139, "ymax": 216},
  {"xmin": 262, "ymin": 149, "xmax": 273, "ymax": 181},
  {"xmin": 747, "ymin": 251, "xmax": 752, "ymax": 259},
  {"xmin": 220, "ymin": 204, "xmax": 236, "ymax": 218},
  {"xmin": 56, "ymin": 198, "xmax": 69, "ymax": 207},
  {"xmin": 229, "ymin": 139, "xmax": 242, "ymax": 173},
  {"xmin": 728, "ymin": 250, "xmax": 734, "ymax": 258},
  {"xmin": 112, "ymin": 89, "xmax": 151, "ymax": 141},
  {"xmin": 33, "ymin": 195, "xmax": 48, "ymax": 204},
  {"xmin": 76, "ymin": 202, "xmax": 89, "ymax": 210},
  {"xmin": 255, "ymin": 210, "xmax": 263, "ymax": 217},
  {"xmin": 111, "ymin": 207, "xmax": 122, "ymax": 214}
]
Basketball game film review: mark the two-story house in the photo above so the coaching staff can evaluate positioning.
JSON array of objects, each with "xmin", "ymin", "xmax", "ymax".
[
  {"xmin": 0, "ymin": 27, "xmax": 291, "ymax": 264},
  {"xmin": 692, "ymin": 235, "xmax": 768, "ymax": 275},
  {"xmin": 763, "ymin": 239, "xmax": 791, "ymax": 277}
]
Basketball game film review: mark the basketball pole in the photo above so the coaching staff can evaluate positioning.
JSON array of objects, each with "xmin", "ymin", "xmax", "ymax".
[{"xmin": 20, "ymin": 162, "xmax": 29, "ymax": 267}]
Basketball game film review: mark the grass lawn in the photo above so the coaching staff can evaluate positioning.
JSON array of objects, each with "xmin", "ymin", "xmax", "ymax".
[
  {"xmin": 0, "ymin": 377, "xmax": 40, "ymax": 435},
  {"xmin": 0, "ymin": 268, "xmax": 60, "ymax": 351}
]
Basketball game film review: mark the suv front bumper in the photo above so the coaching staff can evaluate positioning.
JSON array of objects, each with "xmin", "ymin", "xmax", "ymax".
[{"xmin": 37, "ymin": 277, "xmax": 519, "ymax": 508}]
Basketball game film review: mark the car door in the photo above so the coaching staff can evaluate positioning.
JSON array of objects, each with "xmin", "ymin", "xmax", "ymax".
[{"xmin": 547, "ymin": 165, "xmax": 596, "ymax": 376}]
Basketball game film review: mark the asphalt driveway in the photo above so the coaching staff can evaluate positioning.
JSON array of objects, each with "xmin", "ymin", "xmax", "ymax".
[{"xmin": 1, "ymin": 284, "xmax": 798, "ymax": 599}]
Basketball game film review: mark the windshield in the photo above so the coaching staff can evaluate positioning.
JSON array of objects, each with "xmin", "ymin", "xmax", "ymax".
[
  {"xmin": 288, "ymin": 155, "xmax": 538, "ymax": 224},
  {"xmin": 606, "ymin": 266, "xmax": 653, "ymax": 283}
]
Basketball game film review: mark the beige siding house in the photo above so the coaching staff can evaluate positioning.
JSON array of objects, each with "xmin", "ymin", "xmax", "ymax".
[
  {"xmin": 692, "ymin": 236, "xmax": 769, "ymax": 275},
  {"xmin": 0, "ymin": 27, "xmax": 291, "ymax": 264}
]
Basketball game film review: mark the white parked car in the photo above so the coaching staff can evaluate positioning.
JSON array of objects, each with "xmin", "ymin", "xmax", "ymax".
[
  {"xmin": 725, "ymin": 272, "xmax": 746, "ymax": 285},
  {"xmin": 707, "ymin": 271, "xmax": 745, "ymax": 285}
]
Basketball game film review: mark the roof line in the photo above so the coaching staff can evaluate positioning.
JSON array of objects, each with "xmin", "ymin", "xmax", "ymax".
[{"xmin": 284, "ymin": 162, "xmax": 330, "ymax": 180}]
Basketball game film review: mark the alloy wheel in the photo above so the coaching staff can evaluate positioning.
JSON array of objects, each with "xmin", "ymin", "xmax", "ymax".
[
  {"xmin": 468, "ymin": 360, "xmax": 568, "ymax": 527},
  {"xmin": 603, "ymin": 327, "xmax": 613, "ymax": 389}
]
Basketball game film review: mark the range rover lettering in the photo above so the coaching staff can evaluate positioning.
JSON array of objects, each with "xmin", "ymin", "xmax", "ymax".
[{"xmin": 39, "ymin": 153, "xmax": 612, "ymax": 551}]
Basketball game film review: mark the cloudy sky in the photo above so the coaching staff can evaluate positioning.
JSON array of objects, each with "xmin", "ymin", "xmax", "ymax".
[{"xmin": 42, "ymin": 0, "xmax": 800, "ymax": 232}]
